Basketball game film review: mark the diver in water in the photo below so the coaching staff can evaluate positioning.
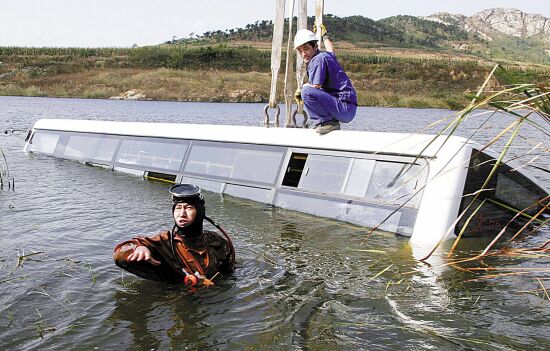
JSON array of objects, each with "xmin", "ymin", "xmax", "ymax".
[{"xmin": 113, "ymin": 184, "xmax": 235, "ymax": 287}]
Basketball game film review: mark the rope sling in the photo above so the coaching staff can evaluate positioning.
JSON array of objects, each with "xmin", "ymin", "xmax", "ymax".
[
  {"xmin": 265, "ymin": 0, "xmax": 324, "ymax": 128},
  {"xmin": 264, "ymin": 0, "xmax": 285, "ymax": 127},
  {"xmin": 291, "ymin": 0, "xmax": 309, "ymax": 127},
  {"xmin": 282, "ymin": 0, "xmax": 296, "ymax": 128},
  {"xmin": 315, "ymin": 0, "xmax": 325, "ymax": 48}
]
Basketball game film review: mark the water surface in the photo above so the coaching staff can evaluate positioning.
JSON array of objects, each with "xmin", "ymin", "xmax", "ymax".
[{"xmin": 1, "ymin": 96, "xmax": 548, "ymax": 350}]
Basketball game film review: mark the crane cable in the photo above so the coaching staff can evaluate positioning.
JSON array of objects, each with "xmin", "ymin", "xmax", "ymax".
[
  {"xmin": 283, "ymin": 0, "xmax": 296, "ymax": 127},
  {"xmin": 264, "ymin": 0, "xmax": 286, "ymax": 127},
  {"xmin": 290, "ymin": 0, "xmax": 309, "ymax": 127},
  {"xmin": 315, "ymin": 0, "xmax": 325, "ymax": 49},
  {"xmin": 265, "ymin": 0, "xmax": 324, "ymax": 128}
]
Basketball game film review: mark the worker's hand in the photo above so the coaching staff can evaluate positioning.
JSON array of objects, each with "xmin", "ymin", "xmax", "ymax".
[
  {"xmin": 303, "ymin": 83, "xmax": 322, "ymax": 89},
  {"xmin": 127, "ymin": 246, "xmax": 161, "ymax": 266},
  {"xmin": 294, "ymin": 88, "xmax": 302, "ymax": 103},
  {"xmin": 312, "ymin": 23, "xmax": 328, "ymax": 37}
]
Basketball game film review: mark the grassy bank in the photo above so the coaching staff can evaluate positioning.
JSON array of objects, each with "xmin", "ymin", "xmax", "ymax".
[{"xmin": 0, "ymin": 45, "xmax": 548, "ymax": 109}]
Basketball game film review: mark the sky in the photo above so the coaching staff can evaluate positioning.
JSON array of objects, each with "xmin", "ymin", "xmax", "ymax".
[{"xmin": 1, "ymin": 0, "xmax": 549, "ymax": 48}]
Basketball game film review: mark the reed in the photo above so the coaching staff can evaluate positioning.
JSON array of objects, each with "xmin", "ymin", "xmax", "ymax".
[
  {"xmin": 426, "ymin": 65, "xmax": 548, "ymax": 257},
  {"xmin": 5, "ymin": 310, "xmax": 14, "ymax": 328},
  {"xmin": 395, "ymin": 64, "xmax": 550, "ymax": 294},
  {"xmin": 0, "ymin": 146, "xmax": 12, "ymax": 191},
  {"xmin": 15, "ymin": 251, "xmax": 46, "ymax": 268}
]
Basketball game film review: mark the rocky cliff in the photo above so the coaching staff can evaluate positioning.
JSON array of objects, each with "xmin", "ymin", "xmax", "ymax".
[{"xmin": 423, "ymin": 8, "xmax": 550, "ymax": 42}]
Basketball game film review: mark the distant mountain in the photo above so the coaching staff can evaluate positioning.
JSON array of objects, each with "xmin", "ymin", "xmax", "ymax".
[
  {"xmin": 376, "ymin": 15, "xmax": 473, "ymax": 47},
  {"xmin": 423, "ymin": 8, "xmax": 550, "ymax": 43},
  {"xmin": 170, "ymin": 8, "xmax": 549, "ymax": 64}
]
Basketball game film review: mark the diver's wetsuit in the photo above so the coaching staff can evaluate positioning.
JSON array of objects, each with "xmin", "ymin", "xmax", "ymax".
[{"xmin": 113, "ymin": 229, "xmax": 234, "ymax": 284}]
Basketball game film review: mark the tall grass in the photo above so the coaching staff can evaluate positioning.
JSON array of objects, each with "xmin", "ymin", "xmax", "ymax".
[
  {"xmin": 1, "ymin": 44, "xmax": 548, "ymax": 108},
  {"xmin": 4, "ymin": 44, "xmax": 547, "ymax": 75},
  {"xmin": 127, "ymin": 45, "xmax": 271, "ymax": 71},
  {"xmin": 404, "ymin": 65, "xmax": 549, "ymax": 293},
  {"xmin": 0, "ymin": 146, "xmax": 12, "ymax": 191}
]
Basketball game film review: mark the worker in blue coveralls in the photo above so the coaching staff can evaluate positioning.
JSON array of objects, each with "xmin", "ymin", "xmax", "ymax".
[{"xmin": 294, "ymin": 25, "xmax": 357, "ymax": 134}]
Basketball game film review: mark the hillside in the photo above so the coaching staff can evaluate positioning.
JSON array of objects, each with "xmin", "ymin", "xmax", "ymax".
[
  {"xmin": 174, "ymin": 9, "xmax": 549, "ymax": 65},
  {"xmin": 1, "ymin": 44, "xmax": 548, "ymax": 110},
  {"xmin": 0, "ymin": 8, "xmax": 548, "ymax": 109}
]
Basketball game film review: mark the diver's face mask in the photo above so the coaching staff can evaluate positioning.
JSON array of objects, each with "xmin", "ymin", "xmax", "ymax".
[{"xmin": 173, "ymin": 202, "xmax": 197, "ymax": 228}]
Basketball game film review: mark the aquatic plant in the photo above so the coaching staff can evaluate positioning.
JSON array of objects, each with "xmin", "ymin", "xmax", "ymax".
[
  {"xmin": 0, "ymin": 146, "xmax": 13, "ymax": 191},
  {"xmin": 425, "ymin": 64, "xmax": 548, "ymax": 253},
  {"xmin": 406, "ymin": 64, "xmax": 549, "ymax": 296}
]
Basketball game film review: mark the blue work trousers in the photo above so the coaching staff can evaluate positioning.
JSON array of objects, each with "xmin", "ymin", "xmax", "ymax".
[{"xmin": 302, "ymin": 85, "xmax": 357, "ymax": 124}]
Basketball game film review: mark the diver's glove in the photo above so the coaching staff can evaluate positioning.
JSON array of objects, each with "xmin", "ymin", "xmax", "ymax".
[
  {"xmin": 313, "ymin": 23, "xmax": 330, "ymax": 41},
  {"xmin": 294, "ymin": 88, "xmax": 302, "ymax": 104}
]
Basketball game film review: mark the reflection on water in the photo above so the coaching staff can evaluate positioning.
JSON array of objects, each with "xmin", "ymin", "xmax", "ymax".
[{"xmin": 0, "ymin": 97, "xmax": 548, "ymax": 350}]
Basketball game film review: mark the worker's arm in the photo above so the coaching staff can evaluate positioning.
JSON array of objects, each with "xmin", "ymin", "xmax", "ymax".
[
  {"xmin": 323, "ymin": 36, "xmax": 334, "ymax": 53},
  {"xmin": 314, "ymin": 23, "xmax": 334, "ymax": 53}
]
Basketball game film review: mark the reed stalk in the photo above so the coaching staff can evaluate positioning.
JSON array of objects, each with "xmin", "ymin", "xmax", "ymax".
[
  {"xmin": 0, "ymin": 146, "xmax": 10, "ymax": 190},
  {"xmin": 415, "ymin": 64, "xmax": 549, "ymax": 259},
  {"xmin": 381, "ymin": 65, "xmax": 550, "ymax": 294}
]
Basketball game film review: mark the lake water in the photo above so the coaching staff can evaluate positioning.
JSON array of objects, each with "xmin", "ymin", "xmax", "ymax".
[{"xmin": 1, "ymin": 96, "xmax": 548, "ymax": 350}]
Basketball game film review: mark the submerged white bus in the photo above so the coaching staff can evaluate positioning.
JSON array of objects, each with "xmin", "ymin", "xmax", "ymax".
[{"xmin": 25, "ymin": 119, "xmax": 548, "ymax": 252}]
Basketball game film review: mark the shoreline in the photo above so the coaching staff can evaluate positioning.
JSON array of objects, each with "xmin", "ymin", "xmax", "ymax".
[
  {"xmin": 0, "ymin": 66, "xmax": 471, "ymax": 110},
  {"xmin": 0, "ymin": 93, "xmax": 460, "ymax": 111},
  {"xmin": 1, "ymin": 46, "xmax": 548, "ymax": 110}
]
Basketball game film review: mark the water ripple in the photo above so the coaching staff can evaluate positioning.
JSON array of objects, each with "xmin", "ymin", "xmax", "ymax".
[{"xmin": 1, "ymin": 97, "xmax": 548, "ymax": 350}]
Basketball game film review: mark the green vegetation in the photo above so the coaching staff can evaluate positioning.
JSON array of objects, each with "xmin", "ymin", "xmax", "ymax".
[
  {"xmin": 128, "ymin": 45, "xmax": 270, "ymax": 71},
  {"xmin": 1, "ymin": 11, "xmax": 549, "ymax": 108},
  {"xmin": 178, "ymin": 14, "xmax": 549, "ymax": 65},
  {"xmin": 1, "ymin": 13, "xmax": 547, "ymax": 107},
  {"xmin": 1, "ymin": 44, "xmax": 548, "ymax": 109},
  {"xmin": 411, "ymin": 65, "xmax": 549, "ymax": 291},
  {"xmin": 184, "ymin": 14, "xmax": 468, "ymax": 48},
  {"xmin": 486, "ymin": 35, "xmax": 550, "ymax": 65}
]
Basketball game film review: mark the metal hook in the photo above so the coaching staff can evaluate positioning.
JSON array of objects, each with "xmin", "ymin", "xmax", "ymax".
[
  {"xmin": 291, "ymin": 108, "xmax": 308, "ymax": 128},
  {"xmin": 264, "ymin": 104, "xmax": 280, "ymax": 127}
]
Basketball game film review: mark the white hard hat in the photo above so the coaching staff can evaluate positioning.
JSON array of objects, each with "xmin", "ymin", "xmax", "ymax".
[{"xmin": 293, "ymin": 29, "xmax": 317, "ymax": 49}]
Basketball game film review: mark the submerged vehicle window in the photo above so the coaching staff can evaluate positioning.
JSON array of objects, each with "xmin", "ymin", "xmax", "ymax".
[
  {"xmin": 298, "ymin": 154, "xmax": 350, "ymax": 193},
  {"xmin": 183, "ymin": 143, "xmax": 285, "ymax": 185},
  {"xmin": 282, "ymin": 152, "xmax": 424, "ymax": 207},
  {"xmin": 282, "ymin": 153, "xmax": 308, "ymax": 187},
  {"xmin": 495, "ymin": 173, "xmax": 540, "ymax": 214},
  {"xmin": 458, "ymin": 149, "xmax": 548, "ymax": 236},
  {"xmin": 366, "ymin": 161, "xmax": 425, "ymax": 207},
  {"xmin": 343, "ymin": 159, "xmax": 375, "ymax": 197},
  {"xmin": 27, "ymin": 131, "xmax": 60, "ymax": 155},
  {"xmin": 115, "ymin": 138, "xmax": 188, "ymax": 171},
  {"xmin": 63, "ymin": 134, "xmax": 119, "ymax": 162}
]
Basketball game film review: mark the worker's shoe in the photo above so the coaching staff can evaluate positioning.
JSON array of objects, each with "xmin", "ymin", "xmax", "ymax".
[
  {"xmin": 305, "ymin": 121, "xmax": 318, "ymax": 129},
  {"xmin": 316, "ymin": 120, "xmax": 340, "ymax": 134}
]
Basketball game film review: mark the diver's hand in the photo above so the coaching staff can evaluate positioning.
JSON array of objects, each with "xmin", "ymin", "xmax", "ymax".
[{"xmin": 127, "ymin": 246, "xmax": 161, "ymax": 266}]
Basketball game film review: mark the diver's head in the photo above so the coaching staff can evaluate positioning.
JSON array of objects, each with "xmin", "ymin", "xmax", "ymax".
[{"xmin": 169, "ymin": 184, "xmax": 205, "ymax": 236}]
